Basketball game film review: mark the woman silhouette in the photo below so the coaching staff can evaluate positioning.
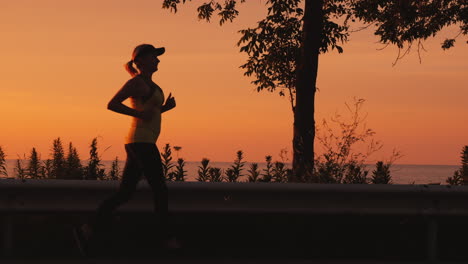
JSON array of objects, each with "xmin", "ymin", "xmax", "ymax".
[{"xmin": 74, "ymin": 44, "xmax": 179, "ymax": 253}]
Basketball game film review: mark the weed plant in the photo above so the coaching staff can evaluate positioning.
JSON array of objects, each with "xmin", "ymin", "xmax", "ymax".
[
  {"xmin": 247, "ymin": 163, "xmax": 261, "ymax": 182},
  {"xmin": 197, "ymin": 158, "xmax": 211, "ymax": 182}
]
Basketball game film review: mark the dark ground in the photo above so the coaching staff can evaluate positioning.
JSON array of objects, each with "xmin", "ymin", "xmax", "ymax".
[{"xmin": 2, "ymin": 212, "xmax": 468, "ymax": 262}]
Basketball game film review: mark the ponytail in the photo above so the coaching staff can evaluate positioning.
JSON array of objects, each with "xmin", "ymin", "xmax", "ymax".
[{"xmin": 125, "ymin": 60, "xmax": 139, "ymax": 77}]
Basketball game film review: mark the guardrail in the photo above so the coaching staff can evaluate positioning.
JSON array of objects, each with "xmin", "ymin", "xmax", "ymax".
[{"xmin": 2, "ymin": 179, "xmax": 468, "ymax": 260}]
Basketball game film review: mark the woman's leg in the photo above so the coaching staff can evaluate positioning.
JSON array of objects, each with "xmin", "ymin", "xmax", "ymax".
[
  {"xmin": 93, "ymin": 144, "xmax": 142, "ymax": 230},
  {"xmin": 131, "ymin": 143, "xmax": 170, "ymax": 236}
]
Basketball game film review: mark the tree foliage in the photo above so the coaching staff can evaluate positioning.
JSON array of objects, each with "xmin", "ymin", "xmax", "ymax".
[
  {"xmin": 108, "ymin": 156, "xmax": 121, "ymax": 180},
  {"xmin": 65, "ymin": 142, "xmax": 83, "ymax": 180},
  {"xmin": 84, "ymin": 138, "xmax": 106, "ymax": 180},
  {"xmin": 27, "ymin": 148, "xmax": 41, "ymax": 179},
  {"xmin": 162, "ymin": 0, "xmax": 466, "ymax": 102},
  {"xmin": 41, "ymin": 159, "xmax": 52, "ymax": 179},
  {"xmin": 14, "ymin": 157, "xmax": 26, "ymax": 180},
  {"xmin": 51, "ymin": 137, "xmax": 66, "ymax": 179},
  {"xmin": 353, "ymin": 0, "xmax": 467, "ymax": 52}
]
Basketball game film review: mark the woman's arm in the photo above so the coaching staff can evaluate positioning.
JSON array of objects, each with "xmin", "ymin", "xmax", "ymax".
[{"xmin": 107, "ymin": 78, "xmax": 152, "ymax": 120}]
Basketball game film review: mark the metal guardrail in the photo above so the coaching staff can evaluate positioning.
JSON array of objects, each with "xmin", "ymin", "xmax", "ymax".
[
  {"xmin": 1, "ymin": 179, "xmax": 468, "ymax": 215},
  {"xmin": 2, "ymin": 179, "xmax": 468, "ymax": 260}
]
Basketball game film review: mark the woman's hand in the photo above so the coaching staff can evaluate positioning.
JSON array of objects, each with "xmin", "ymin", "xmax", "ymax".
[{"xmin": 162, "ymin": 93, "xmax": 176, "ymax": 113}]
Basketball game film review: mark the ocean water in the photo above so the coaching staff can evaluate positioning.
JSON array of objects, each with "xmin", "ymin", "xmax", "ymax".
[{"xmin": 3, "ymin": 160, "xmax": 459, "ymax": 185}]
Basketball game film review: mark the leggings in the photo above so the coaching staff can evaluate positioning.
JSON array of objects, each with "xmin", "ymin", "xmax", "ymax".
[{"xmin": 94, "ymin": 143, "xmax": 170, "ymax": 237}]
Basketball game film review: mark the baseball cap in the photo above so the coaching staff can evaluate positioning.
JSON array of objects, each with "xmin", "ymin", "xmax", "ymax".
[{"xmin": 132, "ymin": 44, "xmax": 165, "ymax": 61}]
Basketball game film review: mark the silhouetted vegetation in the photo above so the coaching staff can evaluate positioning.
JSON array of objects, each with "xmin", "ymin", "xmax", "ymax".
[
  {"xmin": 160, "ymin": 144, "xmax": 186, "ymax": 182},
  {"xmin": 260, "ymin": 155, "xmax": 274, "ymax": 182},
  {"xmin": 84, "ymin": 138, "xmax": 106, "ymax": 180},
  {"xmin": 272, "ymin": 161, "xmax": 290, "ymax": 183},
  {"xmin": 161, "ymin": 143, "xmax": 175, "ymax": 181},
  {"xmin": 2, "ymin": 129, "xmax": 401, "ymax": 184},
  {"xmin": 247, "ymin": 163, "xmax": 261, "ymax": 182},
  {"xmin": 313, "ymin": 99, "xmax": 384, "ymax": 184},
  {"xmin": 173, "ymin": 146, "xmax": 182, "ymax": 159},
  {"xmin": 14, "ymin": 156, "xmax": 26, "ymax": 180},
  {"xmin": 65, "ymin": 142, "xmax": 83, "ymax": 180},
  {"xmin": 0, "ymin": 146, "xmax": 8, "ymax": 178},
  {"xmin": 163, "ymin": 0, "xmax": 467, "ymax": 181},
  {"xmin": 108, "ymin": 156, "xmax": 121, "ymax": 180},
  {"xmin": 207, "ymin": 167, "xmax": 223, "ymax": 182},
  {"xmin": 27, "ymin": 148, "xmax": 41, "ymax": 179},
  {"xmin": 371, "ymin": 161, "xmax": 392, "ymax": 184},
  {"xmin": 51, "ymin": 137, "xmax": 66, "ymax": 179},
  {"xmin": 40, "ymin": 159, "xmax": 52, "ymax": 179},
  {"xmin": 225, "ymin": 151, "xmax": 245, "ymax": 182},
  {"xmin": 197, "ymin": 158, "xmax": 211, "ymax": 182},
  {"xmin": 446, "ymin": 146, "xmax": 468, "ymax": 185},
  {"xmin": 173, "ymin": 158, "xmax": 187, "ymax": 182}
]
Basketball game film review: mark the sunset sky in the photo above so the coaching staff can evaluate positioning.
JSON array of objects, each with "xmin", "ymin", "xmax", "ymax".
[{"xmin": 1, "ymin": 0, "xmax": 467, "ymax": 165}]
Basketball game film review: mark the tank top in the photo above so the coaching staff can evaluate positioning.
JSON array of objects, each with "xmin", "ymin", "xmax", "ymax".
[{"xmin": 125, "ymin": 77, "xmax": 165, "ymax": 144}]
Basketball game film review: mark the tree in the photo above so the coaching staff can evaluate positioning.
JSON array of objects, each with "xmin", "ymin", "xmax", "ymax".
[
  {"xmin": 27, "ymin": 148, "xmax": 41, "ymax": 179},
  {"xmin": 109, "ymin": 156, "xmax": 121, "ymax": 180},
  {"xmin": 65, "ymin": 142, "xmax": 83, "ymax": 180},
  {"xmin": 14, "ymin": 156, "xmax": 26, "ymax": 180},
  {"xmin": 371, "ymin": 161, "xmax": 391, "ymax": 184},
  {"xmin": 41, "ymin": 159, "xmax": 52, "ymax": 179},
  {"xmin": 162, "ymin": 0, "xmax": 467, "ymax": 182},
  {"xmin": 51, "ymin": 137, "xmax": 66, "ymax": 179},
  {"xmin": 0, "ymin": 146, "xmax": 7, "ymax": 178},
  {"xmin": 84, "ymin": 138, "xmax": 106, "ymax": 180}
]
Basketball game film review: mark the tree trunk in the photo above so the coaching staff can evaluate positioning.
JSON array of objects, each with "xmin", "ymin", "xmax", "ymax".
[{"xmin": 292, "ymin": 0, "xmax": 323, "ymax": 182}]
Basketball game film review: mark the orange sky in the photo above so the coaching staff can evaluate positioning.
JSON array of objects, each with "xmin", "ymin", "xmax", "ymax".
[{"xmin": 1, "ymin": 0, "xmax": 467, "ymax": 165}]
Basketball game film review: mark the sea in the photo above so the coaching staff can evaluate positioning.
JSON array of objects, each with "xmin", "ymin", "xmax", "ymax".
[{"xmin": 2, "ymin": 159, "xmax": 460, "ymax": 185}]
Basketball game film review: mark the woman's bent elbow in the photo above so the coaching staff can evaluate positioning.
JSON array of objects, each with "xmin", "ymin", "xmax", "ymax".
[{"xmin": 107, "ymin": 102, "xmax": 116, "ymax": 111}]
